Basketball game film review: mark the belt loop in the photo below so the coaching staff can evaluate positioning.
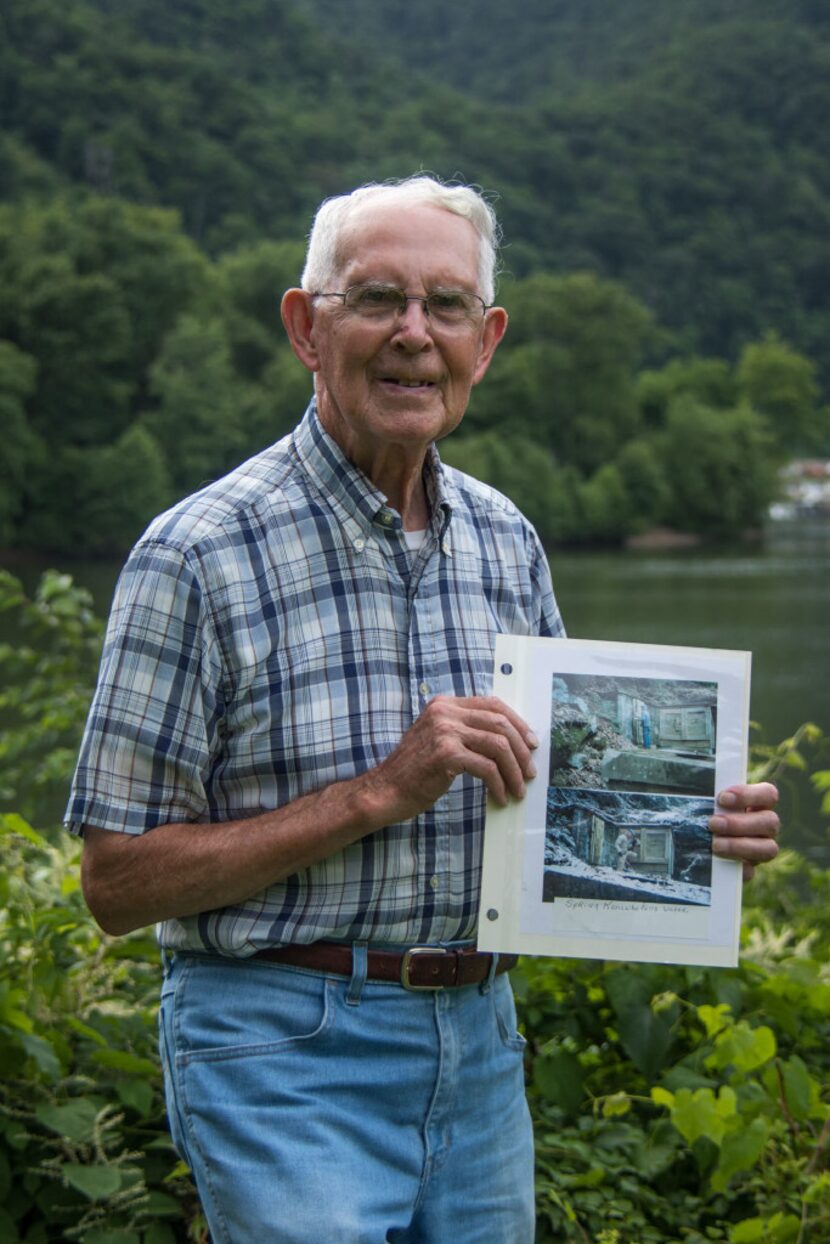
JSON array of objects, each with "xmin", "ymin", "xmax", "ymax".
[
  {"xmin": 346, "ymin": 941, "xmax": 368, "ymax": 1006},
  {"xmin": 479, "ymin": 952, "xmax": 499, "ymax": 996}
]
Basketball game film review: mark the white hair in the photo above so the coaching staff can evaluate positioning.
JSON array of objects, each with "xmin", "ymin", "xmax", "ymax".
[{"xmin": 300, "ymin": 175, "xmax": 501, "ymax": 305}]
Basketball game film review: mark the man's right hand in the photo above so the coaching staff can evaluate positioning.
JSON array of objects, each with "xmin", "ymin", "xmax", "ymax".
[{"xmin": 363, "ymin": 695, "xmax": 540, "ymax": 824}]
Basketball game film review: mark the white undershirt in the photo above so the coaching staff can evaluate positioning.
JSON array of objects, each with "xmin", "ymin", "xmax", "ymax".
[{"xmin": 403, "ymin": 528, "xmax": 427, "ymax": 552}]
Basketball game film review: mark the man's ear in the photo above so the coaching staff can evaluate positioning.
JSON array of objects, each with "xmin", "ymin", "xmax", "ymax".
[
  {"xmin": 280, "ymin": 288, "xmax": 320, "ymax": 372},
  {"xmin": 472, "ymin": 306, "xmax": 508, "ymax": 386}
]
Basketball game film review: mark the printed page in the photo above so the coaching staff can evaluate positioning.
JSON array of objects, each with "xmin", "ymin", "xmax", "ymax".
[{"xmin": 478, "ymin": 636, "xmax": 750, "ymax": 967}]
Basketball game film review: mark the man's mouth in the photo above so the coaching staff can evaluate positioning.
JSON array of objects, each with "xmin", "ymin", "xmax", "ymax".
[{"xmin": 382, "ymin": 377, "xmax": 435, "ymax": 389}]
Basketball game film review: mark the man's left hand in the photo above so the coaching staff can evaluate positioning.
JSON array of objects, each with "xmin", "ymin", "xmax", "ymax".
[{"xmin": 709, "ymin": 782, "xmax": 780, "ymax": 879}]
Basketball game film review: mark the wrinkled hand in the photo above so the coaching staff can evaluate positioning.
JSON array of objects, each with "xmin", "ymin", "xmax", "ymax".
[
  {"xmin": 368, "ymin": 695, "xmax": 539, "ymax": 825},
  {"xmin": 709, "ymin": 781, "xmax": 780, "ymax": 880}
]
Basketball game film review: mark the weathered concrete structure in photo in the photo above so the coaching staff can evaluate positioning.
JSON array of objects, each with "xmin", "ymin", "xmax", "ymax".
[{"xmin": 600, "ymin": 747, "xmax": 715, "ymax": 795}]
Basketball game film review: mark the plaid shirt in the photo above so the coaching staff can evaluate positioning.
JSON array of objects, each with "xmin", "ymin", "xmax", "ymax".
[{"xmin": 66, "ymin": 401, "xmax": 563, "ymax": 954}]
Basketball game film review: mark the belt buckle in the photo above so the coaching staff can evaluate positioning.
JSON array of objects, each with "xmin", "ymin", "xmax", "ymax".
[{"xmin": 400, "ymin": 946, "xmax": 449, "ymax": 990}]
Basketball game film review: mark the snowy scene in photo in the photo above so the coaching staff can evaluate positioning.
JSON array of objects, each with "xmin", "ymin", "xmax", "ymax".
[{"xmin": 542, "ymin": 787, "xmax": 713, "ymax": 908}]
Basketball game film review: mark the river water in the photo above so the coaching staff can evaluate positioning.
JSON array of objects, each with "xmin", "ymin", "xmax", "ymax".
[
  {"xmin": 3, "ymin": 519, "xmax": 828, "ymax": 854},
  {"xmin": 551, "ymin": 521, "xmax": 829, "ymax": 746}
]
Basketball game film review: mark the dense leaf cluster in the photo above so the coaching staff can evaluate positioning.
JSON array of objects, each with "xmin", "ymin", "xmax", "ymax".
[{"xmin": 0, "ymin": 573, "xmax": 829, "ymax": 1241}]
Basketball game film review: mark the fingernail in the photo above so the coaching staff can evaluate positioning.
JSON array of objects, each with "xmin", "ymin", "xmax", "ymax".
[
  {"xmin": 718, "ymin": 791, "xmax": 738, "ymax": 809},
  {"xmin": 528, "ymin": 759, "xmax": 538, "ymax": 778},
  {"xmin": 710, "ymin": 816, "xmax": 728, "ymax": 832},
  {"xmin": 527, "ymin": 731, "xmax": 540, "ymax": 749}
]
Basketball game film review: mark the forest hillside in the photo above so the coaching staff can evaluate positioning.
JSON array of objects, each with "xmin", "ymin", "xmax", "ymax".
[{"xmin": 2, "ymin": 0, "xmax": 829, "ymax": 553}]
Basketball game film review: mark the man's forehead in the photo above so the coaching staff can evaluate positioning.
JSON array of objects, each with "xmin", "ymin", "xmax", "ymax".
[{"xmin": 335, "ymin": 201, "xmax": 480, "ymax": 280}]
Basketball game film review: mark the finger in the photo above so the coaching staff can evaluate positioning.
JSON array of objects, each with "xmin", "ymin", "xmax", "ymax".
[
  {"xmin": 451, "ymin": 696, "xmax": 540, "ymax": 751},
  {"xmin": 709, "ymin": 807, "xmax": 780, "ymax": 840},
  {"xmin": 457, "ymin": 726, "xmax": 530, "ymax": 800},
  {"xmin": 716, "ymin": 782, "xmax": 779, "ymax": 812},
  {"xmin": 455, "ymin": 750, "xmax": 511, "ymax": 806},
  {"xmin": 458, "ymin": 708, "xmax": 538, "ymax": 781},
  {"xmin": 711, "ymin": 834, "xmax": 780, "ymax": 865}
]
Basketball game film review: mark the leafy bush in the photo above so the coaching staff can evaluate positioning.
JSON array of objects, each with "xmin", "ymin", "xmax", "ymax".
[
  {"xmin": 0, "ymin": 569, "xmax": 104, "ymax": 830},
  {"xmin": 517, "ymin": 928, "xmax": 830, "ymax": 1243},
  {"xmin": 0, "ymin": 818, "xmax": 203, "ymax": 1244}
]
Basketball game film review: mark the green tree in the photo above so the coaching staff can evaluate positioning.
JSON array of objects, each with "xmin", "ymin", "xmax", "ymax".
[
  {"xmin": 142, "ymin": 313, "xmax": 248, "ymax": 495},
  {"xmin": 13, "ymin": 252, "xmax": 132, "ymax": 446},
  {"xmin": 737, "ymin": 332, "xmax": 825, "ymax": 454},
  {"xmin": 615, "ymin": 438, "xmax": 671, "ymax": 533},
  {"xmin": 0, "ymin": 342, "xmax": 39, "ymax": 544},
  {"xmin": 469, "ymin": 273, "xmax": 655, "ymax": 475},
  {"xmin": 577, "ymin": 461, "xmax": 633, "ymax": 544},
  {"xmin": 658, "ymin": 397, "xmax": 776, "ymax": 538},
  {"xmin": 217, "ymin": 239, "xmax": 306, "ymax": 381},
  {"xmin": 252, "ymin": 348, "xmax": 314, "ymax": 448},
  {"xmin": 0, "ymin": 197, "xmax": 212, "ymax": 450},
  {"xmin": 19, "ymin": 425, "xmax": 171, "ymax": 557},
  {"xmin": 76, "ymin": 424, "xmax": 172, "ymax": 555},
  {"xmin": 637, "ymin": 357, "xmax": 737, "ymax": 429}
]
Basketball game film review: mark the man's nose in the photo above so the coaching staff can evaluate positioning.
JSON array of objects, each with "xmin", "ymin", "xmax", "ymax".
[{"xmin": 391, "ymin": 297, "xmax": 433, "ymax": 347}]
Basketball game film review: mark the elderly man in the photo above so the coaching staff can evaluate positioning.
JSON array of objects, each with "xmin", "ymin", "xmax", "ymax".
[{"xmin": 68, "ymin": 176, "xmax": 779, "ymax": 1244}]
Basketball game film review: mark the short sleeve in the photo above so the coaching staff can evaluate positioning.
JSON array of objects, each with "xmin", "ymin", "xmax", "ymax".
[
  {"xmin": 529, "ymin": 529, "xmax": 566, "ymax": 639},
  {"xmin": 65, "ymin": 541, "xmax": 225, "ymax": 835}
]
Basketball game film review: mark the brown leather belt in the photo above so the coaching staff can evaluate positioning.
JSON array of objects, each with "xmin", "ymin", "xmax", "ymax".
[{"xmin": 251, "ymin": 942, "xmax": 518, "ymax": 990}]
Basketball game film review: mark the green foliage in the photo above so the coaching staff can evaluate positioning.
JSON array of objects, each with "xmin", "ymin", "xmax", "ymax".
[
  {"xmin": 0, "ymin": 0, "xmax": 829, "ymax": 554},
  {"xmin": 469, "ymin": 272, "xmax": 654, "ymax": 476},
  {"xmin": 440, "ymin": 432, "xmax": 562, "ymax": 546},
  {"xmin": 142, "ymin": 313, "xmax": 248, "ymax": 495},
  {"xmin": 0, "ymin": 198, "xmax": 305, "ymax": 556},
  {"xmin": 737, "ymin": 334, "xmax": 828, "ymax": 456},
  {"xmin": 520, "ymin": 936, "xmax": 830, "ymax": 1242},
  {"xmin": 453, "ymin": 274, "xmax": 782, "ymax": 547},
  {"xmin": 0, "ymin": 570, "xmax": 103, "ymax": 829},
  {"xmin": 0, "ymin": 341, "xmax": 39, "ymax": 545},
  {"xmin": 0, "ymin": 574, "xmax": 199, "ymax": 1241},
  {"xmin": 0, "ymin": 820, "xmax": 200, "ymax": 1244},
  {"xmin": 637, "ymin": 358, "xmax": 738, "ymax": 429},
  {"xmin": 657, "ymin": 398, "xmax": 777, "ymax": 538}
]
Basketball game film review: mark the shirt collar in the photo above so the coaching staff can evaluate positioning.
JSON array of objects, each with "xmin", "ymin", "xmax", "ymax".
[{"xmin": 292, "ymin": 398, "xmax": 453, "ymax": 540}]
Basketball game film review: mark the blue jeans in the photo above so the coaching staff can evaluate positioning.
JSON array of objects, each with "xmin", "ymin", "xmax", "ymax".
[{"xmin": 158, "ymin": 949, "xmax": 535, "ymax": 1243}]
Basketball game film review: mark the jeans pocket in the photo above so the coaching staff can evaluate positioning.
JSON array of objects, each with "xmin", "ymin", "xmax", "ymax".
[
  {"xmin": 175, "ymin": 957, "xmax": 335, "ymax": 1065},
  {"xmin": 492, "ymin": 975, "xmax": 528, "ymax": 1053}
]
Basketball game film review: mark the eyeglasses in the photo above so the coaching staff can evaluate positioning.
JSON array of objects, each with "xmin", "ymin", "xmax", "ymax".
[{"xmin": 312, "ymin": 282, "xmax": 490, "ymax": 327}]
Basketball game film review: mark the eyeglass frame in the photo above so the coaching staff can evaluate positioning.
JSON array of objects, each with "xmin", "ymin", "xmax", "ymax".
[{"xmin": 310, "ymin": 282, "xmax": 492, "ymax": 324}]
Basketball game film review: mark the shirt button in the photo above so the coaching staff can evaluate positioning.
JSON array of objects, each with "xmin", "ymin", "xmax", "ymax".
[
  {"xmin": 353, "ymin": 537, "xmax": 365, "ymax": 552},
  {"xmin": 441, "ymin": 539, "xmax": 451, "ymax": 555},
  {"xmin": 419, "ymin": 681, "xmax": 429, "ymax": 697},
  {"xmin": 429, "ymin": 875, "xmax": 439, "ymax": 890},
  {"xmin": 379, "ymin": 512, "xmax": 392, "ymax": 525}
]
